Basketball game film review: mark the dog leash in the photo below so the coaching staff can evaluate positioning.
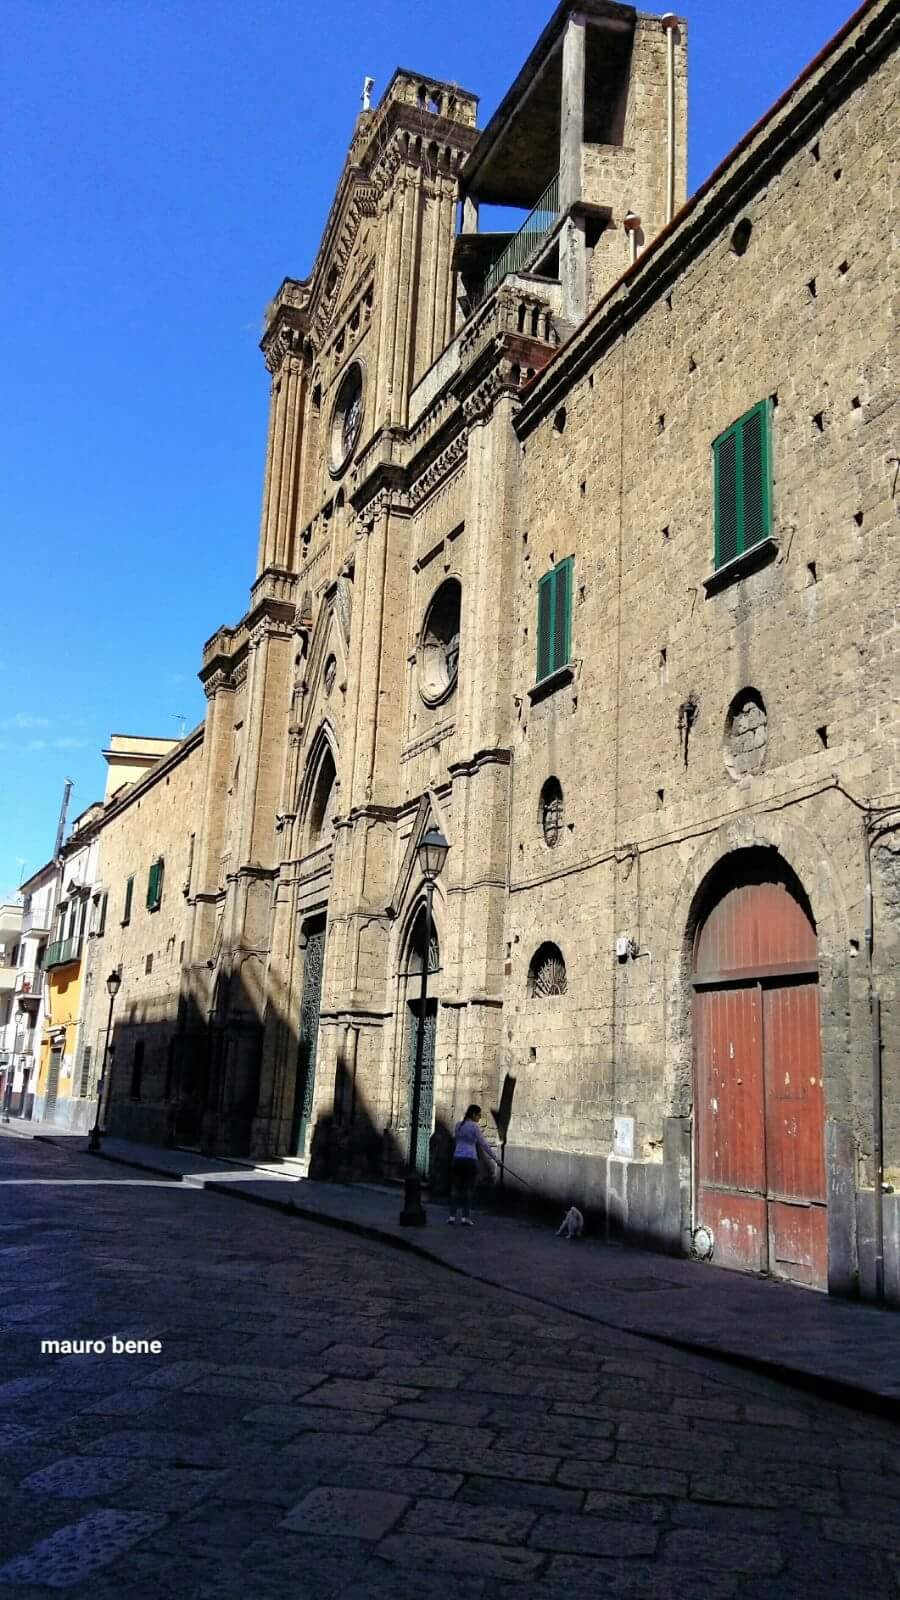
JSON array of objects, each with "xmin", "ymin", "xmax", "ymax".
[{"xmin": 493, "ymin": 1152, "xmax": 539, "ymax": 1192}]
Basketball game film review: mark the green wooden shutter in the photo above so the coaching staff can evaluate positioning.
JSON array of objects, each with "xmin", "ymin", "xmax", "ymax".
[
  {"xmin": 738, "ymin": 401, "xmax": 770, "ymax": 551},
  {"xmin": 147, "ymin": 860, "xmax": 163, "ymax": 911},
  {"xmin": 714, "ymin": 424, "xmax": 739, "ymax": 567},
  {"xmin": 552, "ymin": 558, "xmax": 572, "ymax": 673},
  {"xmin": 97, "ymin": 892, "xmax": 107, "ymax": 937},
  {"xmin": 714, "ymin": 401, "xmax": 771, "ymax": 568},
  {"xmin": 123, "ymin": 876, "xmax": 133, "ymax": 925},
  {"xmin": 536, "ymin": 571, "xmax": 553, "ymax": 681}
]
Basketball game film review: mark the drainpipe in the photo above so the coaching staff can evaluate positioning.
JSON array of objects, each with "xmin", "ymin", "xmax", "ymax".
[
  {"xmin": 661, "ymin": 14, "xmax": 679, "ymax": 225},
  {"xmin": 623, "ymin": 211, "xmax": 641, "ymax": 265},
  {"xmin": 862, "ymin": 816, "xmax": 885, "ymax": 1302}
]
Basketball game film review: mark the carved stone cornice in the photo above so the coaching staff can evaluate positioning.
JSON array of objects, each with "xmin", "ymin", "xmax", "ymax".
[
  {"xmin": 461, "ymin": 364, "xmax": 520, "ymax": 429},
  {"xmin": 408, "ymin": 424, "xmax": 468, "ymax": 508},
  {"xmin": 199, "ymin": 593, "xmax": 296, "ymax": 695},
  {"xmin": 201, "ymin": 668, "xmax": 234, "ymax": 699},
  {"xmin": 261, "ymin": 299, "xmax": 311, "ymax": 376},
  {"xmin": 447, "ymin": 747, "xmax": 513, "ymax": 778},
  {"xmin": 350, "ymin": 459, "xmax": 409, "ymax": 522},
  {"xmin": 244, "ymin": 595, "xmax": 297, "ymax": 640},
  {"xmin": 309, "ymin": 184, "xmax": 379, "ymax": 345}
]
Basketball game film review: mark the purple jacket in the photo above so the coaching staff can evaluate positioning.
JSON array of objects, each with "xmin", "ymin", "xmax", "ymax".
[{"xmin": 453, "ymin": 1119, "xmax": 496, "ymax": 1163}]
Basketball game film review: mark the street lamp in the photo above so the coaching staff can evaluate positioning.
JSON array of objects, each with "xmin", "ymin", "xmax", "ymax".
[
  {"xmin": 399, "ymin": 826, "xmax": 449, "ymax": 1227},
  {"xmin": 87, "ymin": 968, "xmax": 122, "ymax": 1154}
]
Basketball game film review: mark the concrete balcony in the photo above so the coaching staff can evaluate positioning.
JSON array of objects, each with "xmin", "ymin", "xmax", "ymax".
[
  {"xmin": 22, "ymin": 903, "xmax": 53, "ymax": 938},
  {"xmin": 0, "ymin": 902, "xmax": 22, "ymax": 946}
]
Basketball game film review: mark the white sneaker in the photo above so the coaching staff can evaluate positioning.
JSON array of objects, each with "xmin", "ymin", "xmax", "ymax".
[
  {"xmin": 447, "ymin": 1216, "xmax": 456, "ymax": 1224},
  {"xmin": 461, "ymin": 1218, "xmax": 474, "ymax": 1227}
]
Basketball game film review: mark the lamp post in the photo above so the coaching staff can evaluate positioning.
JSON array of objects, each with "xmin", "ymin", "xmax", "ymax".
[
  {"xmin": 87, "ymin": 969, "xmax": 122, "ymax": 1154},
  {"xmin": 399, "ymin": 826, "xmax": 449, "ymax": 1227}
]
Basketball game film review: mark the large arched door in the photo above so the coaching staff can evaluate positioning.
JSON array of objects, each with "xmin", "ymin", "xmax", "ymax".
[
  {"xmin": 292, "ymin": 917, "xmax": 327, "ymax": 1158},
  {"xmin": 693, "ymin": 851, "xmax": 826, "ymax": 1289},
  {"xmin": 401, "ymin": 908, "xmax": 439, "ymax": 1178}
]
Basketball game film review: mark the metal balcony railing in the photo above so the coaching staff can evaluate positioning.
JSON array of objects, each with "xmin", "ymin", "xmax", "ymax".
[
  {"xmin": 43, "ymin": 936, "xmax": 83, "ymax": 971},
  {"xmin": 480, "ymin": 172, "xmax": 560, "ymax": 305},
  {"xmin": 16, "ymin": 971, "xmax": 43, "ymax": 1003}
]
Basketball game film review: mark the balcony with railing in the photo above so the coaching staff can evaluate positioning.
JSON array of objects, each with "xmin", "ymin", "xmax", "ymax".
[
  {"xmin": 479, "ymin": 173, "xmax": 560, "ymax": 306},
  {"xmin": 453, "ymin": 5, "xmax": 642, "ymax": 329},
  {"xmin": 43, "ymin": 936, "xmax": 83, "ymax": 971},
  {"xmin": 16, "ymin": 970, "xmax": 43, "ymax": 1009}
]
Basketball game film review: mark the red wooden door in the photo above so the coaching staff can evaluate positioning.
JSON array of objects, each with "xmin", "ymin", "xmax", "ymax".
[
  {"xmin": 695, "ymin": 987, "xmax": 768, "ymax": 1274},
  {"xmin": 693, "ymin": 857, "xmax": 826, "ymax": 1289},
  {"xmin": 764, "ymin": 983, "xmax": 826, "ymax": 1287}
]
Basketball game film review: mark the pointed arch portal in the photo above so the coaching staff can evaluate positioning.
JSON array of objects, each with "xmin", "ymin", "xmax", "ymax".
[
  {"xmin": 292, "ymin": 916, "xmax": 327, "ymax": 1158},
  {"xmin": 692, "ymin": 849, "xmax": 826, "ymax": 1289},
  {"xmin": 401, "ymin": 904, "xmax": 440, "ymax": 1177}
]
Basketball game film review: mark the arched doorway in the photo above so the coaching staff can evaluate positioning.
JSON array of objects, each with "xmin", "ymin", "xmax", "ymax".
[
  {"xmin": 693, "ymin": 849, "xmax": 826, "ymax": 1289},
  {"xmin": 400, "ymin": 907, "xmax": 439, "ymax": 1177},
  {"xmin": 292, "ymin": 916, "xmax": 327, "ymax": 1158}
]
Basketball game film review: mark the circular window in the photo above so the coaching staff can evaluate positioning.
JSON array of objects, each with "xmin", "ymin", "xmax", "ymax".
[
  {"xmin": 418, "ymin": 579, "xmax": 461, "ymax": 707},
  {"xmin": 323, "ymin": 655, "xmax": 337, "ymax": 697},
  {"xmin": 724, "ymin": 688, "xmax": 767, "ymax": 779},
  {"xmin": 539, "ymin": 777, "xmax": 564, "ymax": 847},
  {"xmin": 329, "ymin": 363, "xmax": 364, "ymax": 476}
]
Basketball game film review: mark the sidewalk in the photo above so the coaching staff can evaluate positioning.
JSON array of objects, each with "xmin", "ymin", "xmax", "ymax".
[{"xmin": 6, "ymin": 1119, "xmax": 899, "ymax": 1413}]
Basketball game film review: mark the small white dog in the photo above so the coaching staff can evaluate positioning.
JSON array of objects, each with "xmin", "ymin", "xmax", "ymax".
[{"xmin": 556, "ymin": 1205, "xmax": 584, "ymax": 1240}]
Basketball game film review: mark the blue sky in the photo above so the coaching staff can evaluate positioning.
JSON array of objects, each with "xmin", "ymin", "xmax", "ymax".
[{"xmin": 1, "ymin": 0, "xmax": 858, "ymax": 897}]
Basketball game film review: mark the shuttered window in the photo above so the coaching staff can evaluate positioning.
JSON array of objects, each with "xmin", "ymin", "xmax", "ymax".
[
  {"xmin": 146, "ymin": 858, "xmax": 164, "ymax": 912},
  {"xmin": 78, "ymin": 1046, "xmax": 92, "ymax": 1100},
  {"xmin": 122, "ymin": 876, "xmax": 134, "ymax": 926},
  {"xmin": 536, "ymin": 557, "xmax": 573, "ymax": 682},
  {"xmin": 713, "ymin": 401, "xmax": 772, "ymax": 569}
]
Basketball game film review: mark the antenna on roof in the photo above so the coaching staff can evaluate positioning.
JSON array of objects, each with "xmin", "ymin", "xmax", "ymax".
[
  {"xmin": 362, "ymin": 76, "xmax": 375, "ymax": 112},
  {"xmin": 172, "ymin": 713, "xmax": 186, "ymax": 739},
  {"xmin": 54, "ymin": 777, "xmax": 73, "ymax": 862}
]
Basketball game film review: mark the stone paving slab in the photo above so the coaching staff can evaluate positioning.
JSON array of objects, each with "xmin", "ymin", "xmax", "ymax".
[
  {"xmin": 19, "ymin": 1126, "xmax": 898, "ymax": 1412},
  {"xmin": 2, "ymin": 1132, "xmax": 900, "ymax": 1599}
]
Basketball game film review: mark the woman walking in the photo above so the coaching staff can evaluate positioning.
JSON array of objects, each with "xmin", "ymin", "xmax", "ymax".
[{"xmin": 448, "ymin": 1104, "xmax": 497, "ymax": 1225}]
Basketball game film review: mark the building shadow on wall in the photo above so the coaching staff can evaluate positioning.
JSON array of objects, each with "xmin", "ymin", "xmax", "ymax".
[
  {"xmin": 100, "ymin": 982, "xmax": 686, "ymax": 1254},
  {"xmin": 101, "ymin": 962, "xmax": 462, "ymax": 1202}
]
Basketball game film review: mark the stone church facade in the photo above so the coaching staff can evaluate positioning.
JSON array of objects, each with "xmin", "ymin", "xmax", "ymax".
[{"xmin": 87, "ymin": 0, "xmax": 898, "ymax": 1300}]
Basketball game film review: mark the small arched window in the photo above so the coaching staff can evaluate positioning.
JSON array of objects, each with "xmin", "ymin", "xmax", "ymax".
[
  {"xmin": 308, "ymin": 748, "xmax": 338, "ymax": 848},
  {"xmin": 528, "ymin": 942, "xmax": 567, "ymax": 998},
  {"xmin": 724, "ymin": 688, "xmax": 768, "ymax": 779}
]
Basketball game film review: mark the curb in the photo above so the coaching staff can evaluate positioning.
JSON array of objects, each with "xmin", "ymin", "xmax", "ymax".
[
  {"xmin": 206, "ymin": 1178, "xmax": 900, "ymax": 1426},
  {"xmin": 20, "ymin": 1136, "xmax": 899, "ymax": 1424},
  {"xmin": 35, "ymin": 1137, "xmax": 183, "ymax": 1182}
]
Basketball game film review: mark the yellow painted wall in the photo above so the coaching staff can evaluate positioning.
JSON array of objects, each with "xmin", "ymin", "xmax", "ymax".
[{"xmin": 37, "ymin": 962, "xmax": 82, "ymax": 1099}]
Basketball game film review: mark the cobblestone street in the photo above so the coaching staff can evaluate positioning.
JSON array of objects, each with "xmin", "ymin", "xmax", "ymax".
[{"xmin": 0, "ymin": 1135, "xmax": 898, "ymax": 1599}]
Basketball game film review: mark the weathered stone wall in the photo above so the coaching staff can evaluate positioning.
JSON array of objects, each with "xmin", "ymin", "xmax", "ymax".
[
  {"xmin": 503, "ymin": 3, "xmax": 898, "ymax": 1281},
  {"xmin": 82, "ymin": 731, "xmax": 204, "ymax": 1144}
]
